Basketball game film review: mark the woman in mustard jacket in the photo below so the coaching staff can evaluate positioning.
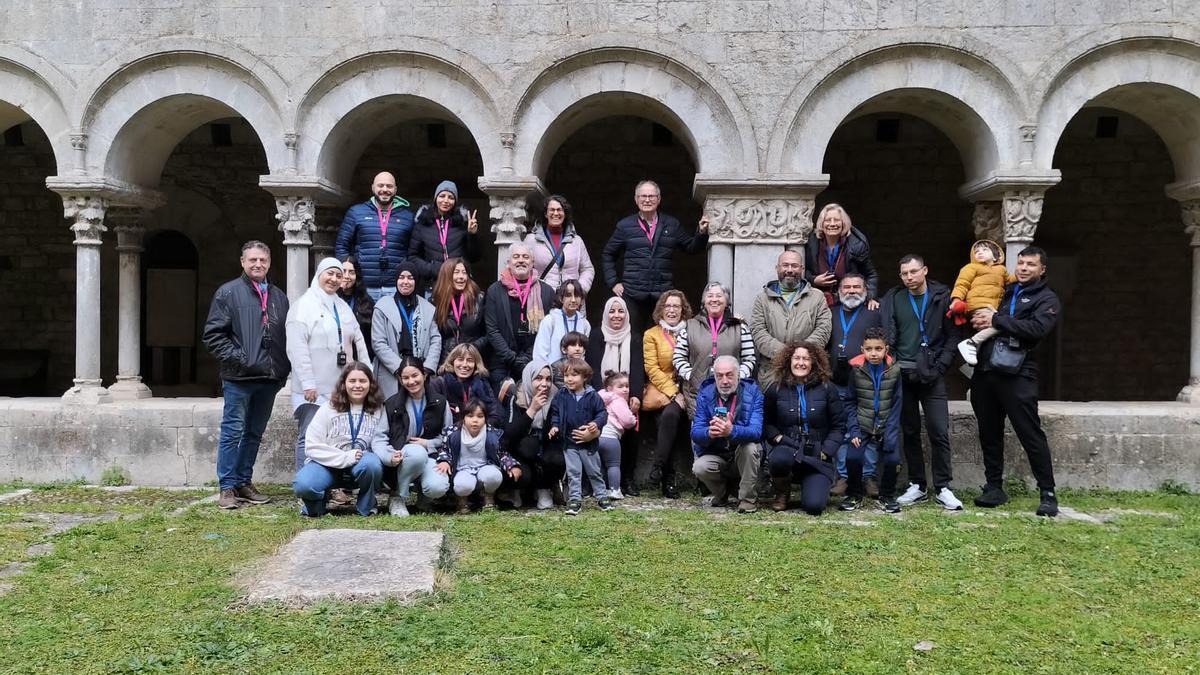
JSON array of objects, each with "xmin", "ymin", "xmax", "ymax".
[{"xmin": 642, "ymin": 289, "xmax": 693, "ymax": 498}]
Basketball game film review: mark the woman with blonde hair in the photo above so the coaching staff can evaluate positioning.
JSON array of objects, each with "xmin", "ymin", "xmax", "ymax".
[
  {"xmin": 642, "ymin": 289, "xmax": 693, "ymax": 497},
  {"xmin": 804, "ymin": 203, "xmax": 879, "ymax": 308}
]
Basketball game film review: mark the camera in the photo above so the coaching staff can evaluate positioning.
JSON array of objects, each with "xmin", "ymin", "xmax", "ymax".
[
  {"xmin": 337, "ymin": 349, "xmax": 347, "ymax": 367},
  {"xmin": 713, "ymin": 405, "xmax": 728, "ymax": 417}
]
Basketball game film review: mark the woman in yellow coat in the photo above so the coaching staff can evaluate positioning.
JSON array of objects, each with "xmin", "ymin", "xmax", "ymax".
[{"xmin": 642, "ymin": 290, "xmax": 693, "ymax": 498}]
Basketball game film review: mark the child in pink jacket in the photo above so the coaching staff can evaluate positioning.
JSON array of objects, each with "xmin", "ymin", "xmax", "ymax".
[{"xmin": 598, "ymin": 370, "xmax": 638, "ymax": 500}]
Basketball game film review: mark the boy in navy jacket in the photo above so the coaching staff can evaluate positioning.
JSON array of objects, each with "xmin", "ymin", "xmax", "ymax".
[{"xmin": 548, "ymin": 358, "xmax": 611, "ymax": 515}]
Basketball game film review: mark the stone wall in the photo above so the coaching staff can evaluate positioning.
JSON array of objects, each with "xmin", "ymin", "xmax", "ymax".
[{"xmin": 1, "ymin": 397, "xmax": 1195, "ymax": 493}]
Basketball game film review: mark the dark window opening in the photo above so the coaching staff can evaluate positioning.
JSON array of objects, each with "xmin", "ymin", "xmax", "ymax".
[
  {"xmin": 875, "ymin": 118, "xmax": 901, "ymax": 143},
  {"xmin": 210, "ymin": 123, "xmax": 233, "ymax": 147},
  {"xmin": 651, "ymin": 123, "xmax": 673, "ymax": 147},
  {"xmin": 426, "ymin": 123, "xmax": 447, "ymax": 148},
  {"xmin": 1095, "ymin": 116, "xmax": 1119, "ymax": 139}
]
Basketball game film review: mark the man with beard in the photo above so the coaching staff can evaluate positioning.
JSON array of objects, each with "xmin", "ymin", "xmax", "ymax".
[
  {"xmin": 691, "ymin": 356, "xmax": 764, "ymax": 514},
  {"xmin": 336, "ymin": 171, "xmax": 415, "ymax": 301},
  {"xmin": 484, "ymin": 243, "xmax": 557, "ymax": 392},
  {"xmin": 750, "ymin": 250, "xmax": 831, "ymax": 387},
  {"xmin": 826, "ymin": 273, "xmax": 883, "ymax": 497}
]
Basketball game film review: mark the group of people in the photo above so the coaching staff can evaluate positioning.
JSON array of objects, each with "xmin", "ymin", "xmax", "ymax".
[{"xmin": 201, "ymin": 178, "xmax": 1063, "ymax": 519}]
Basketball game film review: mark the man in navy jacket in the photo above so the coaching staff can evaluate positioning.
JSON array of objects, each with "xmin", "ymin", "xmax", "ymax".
[
  {"xmin": 691, "ymin": 356, "xmax": 763, "ymax": 513},
  {"xmin": 335, "ymin": 171, "xmax": 415, "ymax": 300}
]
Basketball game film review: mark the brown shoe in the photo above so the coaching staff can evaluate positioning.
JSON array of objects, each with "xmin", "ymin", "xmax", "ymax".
[
  {"xmin": 830, "ymin": 477, "xmax": 849, "ymax": 497},
  {"xmin": 771, "ymin": 477, "xmax": 791, "ymax": 512},
  {"xmin": 218, "ymin": 488, "xmax": 243, "ymax": 509},
  {"xmin": 328, "ymin": 488, "xmax": 354, "ymax": 508},
  {"xmin": 482, "ymin": 492, "xmax": 496, "ymax": 510},
  {"xmin": 737, "ymin": 499, "xmax": 758, "ymax": 514},
  {"xmin": 864, "ymin": 475, "xmax": 880, "ymax": 498},
  {"xmin": 455, "ymin": 496, "xmax": 471, "ymax": 515},
  {"xmin": 236, "ymin": 482, "xmax": 271, "ymax": 504}
]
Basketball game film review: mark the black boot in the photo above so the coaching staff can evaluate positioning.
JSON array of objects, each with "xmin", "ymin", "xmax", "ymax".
[
  {"xmin": 660, "ymin": 473, "xmax": 680, "ymax": 499},
  {"xmin": 622, "ymin": 478, "xmax": 640, "ymax": 497}
]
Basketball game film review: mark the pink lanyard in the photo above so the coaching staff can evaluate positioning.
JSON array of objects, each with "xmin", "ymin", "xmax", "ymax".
[
  {"xmin": 436, "ymin": 217, "xmax": 450, "ymax": 258},
  {"xmin": 450, "ymin": 293, "xmax": 465, "ymax": 337},
  {"xmin": 661, "ymin": 326, "xmax": 676, "ymax": 352},
  {"xmin": 251, "ymin": 282, "xmax": 269, "ymax": 325},
  {"xmin": 376, "ymin": 203, "xmax": 393, "ymax": 246},
  {"xmin": 706, "ymin": 315, "xmax": 723, "ymax": 357},
  {"xmin": 514, "ymin": 277, "xmax": 535, "ymax": 323},
  {"xmin": 638, "ymin": 215, "xmax": 657, "ymax": 243}
]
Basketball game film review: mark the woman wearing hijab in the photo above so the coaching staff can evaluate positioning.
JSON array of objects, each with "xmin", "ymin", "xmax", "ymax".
[
  {"xmin": 285, "ymin": 257, "xmax": 370, "ymax": 469},
  {"xmin": 408, "ymin": 180, "xmax": 480, "ymax": 289},
  {"xmin": 373, "ymin": 260, "xmax": 442, "ymax": 399},
  {"xmin": 587, "ymin": 296, "xmax": 645, "ymax": 495},
  {"xmin": 503, "ymin": 359, "xmax": 565, "ymax": 510}
]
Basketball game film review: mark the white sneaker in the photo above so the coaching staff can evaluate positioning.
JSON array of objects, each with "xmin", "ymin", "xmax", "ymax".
[
  {"xmin": 511, "ymin": 491, "xmax": 523, "ymax": 509},
  {"xmin": 388, "ymin": 497, "xmax": 410, "ymax": 517},
  {"xmin": 897, "ymin": 482, "xmax": 928, "ymax": 506},
  {"xmin": 536, "ymin": 489, "xmax": 554, "ymax": 510},
  {"xmin": 957, "ymin": 339, "xmax": 979, "ymax": 366},
  {"xmin": 608, "ymin": 488, "xmax": 625, "ymax": 500},
  {"xmin": 934, "ymin": 487, "xmax": 963, "ymax": 511}
]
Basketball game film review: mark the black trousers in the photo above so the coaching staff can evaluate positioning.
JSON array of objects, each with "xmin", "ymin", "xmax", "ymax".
[
  {"xmin": 767, "ymin": 446, "xmax": 832, "ymax": 516},
  {"xmin": 625, "ymin": 295, "xmax": 659, "ymax": 335},
  {"xmin": 970, "ymin": 369, "xmax": 1056, "ymax": 491},
  {"xmin": 653, "ymin": 401, "xmax": 688, "ymax": 479},
  {"xmin": 510, "ymin": 435, "xmax": 566, "ymax": 490},
  {"xmin": 900, "ymin": 371, "xmax": 954, "ymax": 490},
  {"xmin": 621, "ymin": 427, "xmax": 640, "ymax": 487}
]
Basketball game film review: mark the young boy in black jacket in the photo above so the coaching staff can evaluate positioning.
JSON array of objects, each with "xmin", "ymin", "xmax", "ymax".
[
  {"xmin": 843, "ymin": 327, "xmax": 904, "ymax": 513},
  {"xmin": 548, "ymin": 358, "xmax": 610, "ymax": 515}
]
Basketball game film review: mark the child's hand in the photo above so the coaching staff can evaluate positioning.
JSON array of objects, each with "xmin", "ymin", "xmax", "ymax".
[
  {"xmin": 947, "ymin": 298, "xmax": 967, "ymax": 317},
  {"xmin": 435, "ymin": 461, "xmax": 451, "ymax": 475},
  {"xmin": 509, "ymin": 466, "xmax": 522, "ymax": 481},
  {"xmin": 547, "ymin": 426, "xmax": 559, "ymax": 439},
  {"xmin": 851, "ymin": 436, "xmax": 862, "ymax": 448}
]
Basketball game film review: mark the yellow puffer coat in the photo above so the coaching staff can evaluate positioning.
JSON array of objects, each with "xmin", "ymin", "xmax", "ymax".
[{"xmin": 952, "ymin": 240, "xmax": 1013, "ymax": 311}]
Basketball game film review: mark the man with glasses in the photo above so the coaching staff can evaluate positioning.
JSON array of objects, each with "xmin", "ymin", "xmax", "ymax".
[
  {"xmin": 202, "ymin": 241, "xmax": 291, "ymax": 510},
  {"xmin": 602, "ymin": 180, "xmax": 709, "ymax": 332}
]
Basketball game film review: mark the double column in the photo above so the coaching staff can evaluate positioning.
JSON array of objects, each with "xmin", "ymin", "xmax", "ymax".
[
  {"xmin": 1167, "ymin": 182, "xmax": 1200, "ymax": 403},
  {"xmin": 60, "ymin": 195, "xmax": 111, "ymax": 403}
]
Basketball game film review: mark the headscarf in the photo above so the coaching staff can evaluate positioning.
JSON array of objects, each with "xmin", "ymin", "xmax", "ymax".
[
  {"xmin": 499, "ymin": 266, "xmax": 545, "ymax": 330},
  {"xmin": 295, "ymin": 257, "xmax": 351, "ymax": 351},
  {"xmin": 600, "ymin": 296, "xmax": 632, "ymax": 379},
  {"xmin": 516, "ymin": 359, "xmax": 557, "ymax": 430}
]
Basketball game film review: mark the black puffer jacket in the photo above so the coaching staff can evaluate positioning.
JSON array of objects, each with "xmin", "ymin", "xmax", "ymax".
[
  {"xmin": 878, "ymin": 280, "xmax": 957, "ymax": 383},
  {"xmin": 384, "ymin": 385, "xmax": 450, "ymax": 448},
  {"xmin": 804, "ymin": 226, "xmax": 879, "ymax": 301},
  {"xmin": 979, "ymin": 278, "xmax": 1061, "ymax": 378},
  {"xmin": 202, "ymin": 274, "xmax": 291, "ymax": 383},
  {"xmin": 437, "ymin": 291, "xmax": 488, "ymax": 357},
  {"xmin": 482, "ymin": 279, "xmax": 556, "ymax": 375},
  {"xmin": 407, "ymin": 204, "xmax": 481, "ymax": 288},
  {"xmin": 601, "ymin": 212, "xmax": 707, "ymax": 301},
  {"xmin": 763, "ymin": 380, "xmax": 845, "ymax": 480}
]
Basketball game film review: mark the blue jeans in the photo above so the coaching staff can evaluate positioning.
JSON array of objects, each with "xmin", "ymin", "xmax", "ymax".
[
  {"xmin": 217, "ymin": 379, "xmax": 282, "ymax": 490},
  {"xmin": 366, "ymin": 286, "xmax": 391, "ymax": 302},
  {"xmin": 845, "ymin": 439, "xmax": 902, "ymax": 499},
  {"xmin": 836, "ymin": 441, "xmax": 877, "ymax": 479},
  {"xmin": 394, "ymin": 445, "xmax": 450, "ymax": 500},
  {"xmin": 293, "ymin": 453, "xmax": 384, "ymax": 516}
]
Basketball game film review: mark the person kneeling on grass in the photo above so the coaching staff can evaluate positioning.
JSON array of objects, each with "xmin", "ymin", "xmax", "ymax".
[
  {"xmin": 547, "ymin": 358, "xmax": 611, "ymax": 515},
  {"xmin": 435, "ymin": 398, "xmax": 521, "ymax": 514},
  {"xmin": 842, "ymin": 327, "xmax": 904, "ymax": 514},
  {"xmin": 292, "ymin": 362, "xmax": 387, "ymax": 517}
]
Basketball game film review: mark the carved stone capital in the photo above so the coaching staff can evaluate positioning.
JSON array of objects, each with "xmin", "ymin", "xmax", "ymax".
[
  {"xmin": 1019, "ymin": 124, "xmax": 1037, "ymax": 143},
  {"xmin": 276, "ymin": 196, "xmax": 315, "ymax": 246},
  {"xmin": 1002, "ymin": 190, "xmax": 1044, "ymax": 243},
  {"xmin": 62, "ymin": 195, "xmax": 108, "ymax": 245},
  {"xmin": 108, "ymin": 208, "xmax": 147, "ymax": 253},
  {"xmin": 703, "ymin": 197, "xmax": 813, "ymax": 244},
  {"xmin": 1181, "ymin": 200, "xmax": 1200, "ymax": 247},
  {"xmin": 500, "ymin": 132, "xmax": 515, "ymax": 149},
  {"xmin": 69, "ymin": 133, "xmax": 88, "ymax": 151},
  {"xmin": 971, "ymin": 201, "xmax": 1003, "ymax": 243},
  {"xmin": 283, "ymin": 132, "xmax": 299, "ymax": 150},
  {"xmin": 487, "ymin": 195, "xmax": 530, "ymax": 243}
]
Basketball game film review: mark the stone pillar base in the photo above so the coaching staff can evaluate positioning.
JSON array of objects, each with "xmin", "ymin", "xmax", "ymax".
[
  {"xmin": 1177, "ymin": 380, "xmax": 1200, "ymax": 404},
  {"xmin": 62, "ymin": 381, "xmax": 112, "ymax": 404},
  {"xmin": 108, "ymin": 378, "xmax": 153, "ymax": 400}
]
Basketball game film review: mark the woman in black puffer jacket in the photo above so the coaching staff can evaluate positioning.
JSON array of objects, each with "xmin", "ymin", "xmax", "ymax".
[
  {"xmin": 804, "ymin": 203, "xmax": 879, "ymax": 307},
  {"xmin": 763, "ymin": 340, "xmax": 845, "ymax": 516},
  {"xmin": 407, "ymin": 180, "xmax": 481, "ymax": 290}
]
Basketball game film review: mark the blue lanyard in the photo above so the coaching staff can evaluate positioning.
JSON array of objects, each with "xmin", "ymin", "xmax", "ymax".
[
  {"xmin": 331, "ymin": 303, "xmax": 343, "ymax": 344},
  {"xmin": 396, "ymin": 300, "xmax": 414, "ymax": 334},
  {"xmin": 562, "ymin": 310, "xmax": 579, "ymax": 334},
  {"xmin": 346, "ymin": 407, "xmax": 366, "ymax": 446},
  {"xmin": 837, "ymin": 306, "xmax": 861, "ymax": 351},
  {"xmin": 1007, "ymin": 284, "xmax": 1025, "ymax": 316},
  {"xmin": 825, "ymin": 242, "xmax": 840, "ymax": 271},
  {"xmin": 795, "ymin": 384, "xmax": 809, "ymax": 435},
  {"xmin": 906, "ymin": 292, "xmax": 929, "ymax": 346},
  {"xmin": 868, "ymin": 363, "xmax": 884, "ymax": 427}
]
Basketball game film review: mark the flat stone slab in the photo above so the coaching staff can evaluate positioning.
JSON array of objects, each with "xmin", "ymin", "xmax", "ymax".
[{"xmin": 242, "ymin": 529, "xmax": 444, "ymax": 605}]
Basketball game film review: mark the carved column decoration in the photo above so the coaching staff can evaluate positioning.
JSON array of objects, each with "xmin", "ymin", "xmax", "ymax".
[
  {"xmin": 972, "ymin": 200, "xmax": 1003, "ymax": 244},
  {"xmin": 479, "ymin": 176, "xmax": 545, "ymax": 278},
  {"xmin": 62, "ymin": 194, "xmax": 111, "ymax": 403},
  {"xmin": 276, "ymin": 196, "xmax": 316, "ymax": 301},
  {"xmin": 1001, "ymin": 190, "xmax": 1044, "ymax": 273},
  {"xmin": 703, "ymin": 197, "xmax": 814, "ymax": 245}
]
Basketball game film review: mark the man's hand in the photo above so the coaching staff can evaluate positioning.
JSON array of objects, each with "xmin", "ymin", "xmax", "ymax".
[
  {"xmin": 303, "ymin": 388, "xmax": 317, "ymax": 402},
  {"xmin": 547, "ymin": 426, "xmax": 559, "ymax": 439},
  {"xmin": 708, "ymin": 416, "xmax": 731, "ymax": 438},
  {"xmin": 813, "ymin": 272, "xmax": 837, "ymax": 289},
  {"xmin": 851, "ymin": 436, "xmax": 862, "ymax": 448},
  {"xmin": 867, "ymin": 299, "xmax": 880, "ymax": 311},
  {"xmin": 972, "ymin": 307, "xmax": 995, "ymax": 330},
  {"xmin": 698, "ymin": 216, "xmax": 710, "ymax": 234},
  {"xmin": 613, "ymin": 283, "xmax": 625, "ymax": 297},
  {"xmin": 509, "ymin": 466, "xmax": 522, "ymax": 481}
]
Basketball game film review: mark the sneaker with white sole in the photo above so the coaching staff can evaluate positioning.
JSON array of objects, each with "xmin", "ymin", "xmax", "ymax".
[
  {"xmin": 564, "ymin": 500, "xmax": 581, "ymax": 515},
  {"xmin": 934, "ymin": 487, "xmax": 963, "ymax": 511},
  {"xmin": 607, "ymin": 488, "xmax": 624, "ymax": 500},
  {"xmin": 897, "ymin": 483, "xmax": 928, "ymax": 506},
  {"xmin": 388, "ymin": 497, "xmax": 410, "ymax": 517},
  {"xmin": 957, "ymin": 339, "xmax": 979, "ymax": 366},
  {"xmin": 536, "ymin": 489, "xmax": 554, "ymax": 510}
]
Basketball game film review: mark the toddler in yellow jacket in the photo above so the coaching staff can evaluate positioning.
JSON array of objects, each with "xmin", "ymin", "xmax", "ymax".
[{"xmin": 947, "ymin": 240, "xmax": 1013, "ymax": 365}]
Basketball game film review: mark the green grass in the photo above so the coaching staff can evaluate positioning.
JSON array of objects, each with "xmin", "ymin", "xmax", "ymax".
[{"xmin": 0, "ymin": 486, "xmax": 1198, "ymax": 673}]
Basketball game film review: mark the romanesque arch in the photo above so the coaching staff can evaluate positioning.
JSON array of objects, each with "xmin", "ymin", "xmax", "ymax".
[
  {"xmin": 510, "ymin": 38, "xmax": 758, "ymax": 177},
  {"xmin": 81, "ymin": 46, "xmax": 290, "ymax": 186},
  {"xmin": 1034, "ymin": 36, "xmax": 1200, "ymax": 183},
  {"xmin": 769, "ymin": 42, "xmax": 1024, "ymax": 184},
  {"xmin": 294, "ymin": 47, "xmax": 504, "ymax": 189},
  {"xmin": 0, "ymin": 45, "xmax": 74, "ymax": 170}
]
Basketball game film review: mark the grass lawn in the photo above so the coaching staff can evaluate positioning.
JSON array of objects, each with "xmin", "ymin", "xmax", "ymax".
[{"xmin": 0, "ymin": 483, "xmax": 1197, "ymax": 674}]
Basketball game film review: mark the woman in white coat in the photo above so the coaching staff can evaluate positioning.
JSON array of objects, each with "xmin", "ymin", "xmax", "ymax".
[{"xmin": 285, "ymin": 257, "xmax": 370, "ymax": 469}]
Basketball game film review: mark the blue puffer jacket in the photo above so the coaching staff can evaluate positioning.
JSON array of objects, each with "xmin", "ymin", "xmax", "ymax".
[
  {"xmin": 690, "ymin": 376, "xmax": 763, "ymax": 457},
  {"xmin": 335, "ymin": 197, "xmax": 415, "ymax": 290}
]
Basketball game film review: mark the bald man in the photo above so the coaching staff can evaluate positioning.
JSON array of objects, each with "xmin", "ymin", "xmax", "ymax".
[
  {"xmin": 336, "ymin": 171, "xmax": 415, "ymax": 300},
  {"xmin": 749, "ymin": 250, "xmax": 832, "ymax": 386}
]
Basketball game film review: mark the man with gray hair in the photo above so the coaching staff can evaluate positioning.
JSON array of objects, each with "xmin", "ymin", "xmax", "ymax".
[
  {"xmin": 483, "ymin": 243, "xmax": 556, "ymax": 391},
  {"xmin": 750, "ymin": 249, "xmax": 832, "ymax": 387},
  {"xmin": 690, "ymin": 355, "xmax": 764, "ymax": 513}
]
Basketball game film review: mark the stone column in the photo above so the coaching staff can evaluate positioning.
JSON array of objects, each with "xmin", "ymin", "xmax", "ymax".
[
  {"xmin": 478, "ymin": 176, "xmax": 545, "ymax": 278},
  {"xmin": 61, "ymin": 195, "xmax": 111, "ymax": 403},
  {"xmin": 275, "ymin": 195, "xmax": 315, "ymax": 301},
  {"xmin": 1001, "ymin": 190, "xmax": 1044, "ymax": 274},
  {"xmin": 1178, "ymin": 200, "xmax": 1200, "ymax": 403},
  {"xmin": 311, "ymin": 204, "xmax": 341, "ymax": 265},
  {"xmin": 107, "ymin": 212, "xmax": 152, "ymax": 400}
]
